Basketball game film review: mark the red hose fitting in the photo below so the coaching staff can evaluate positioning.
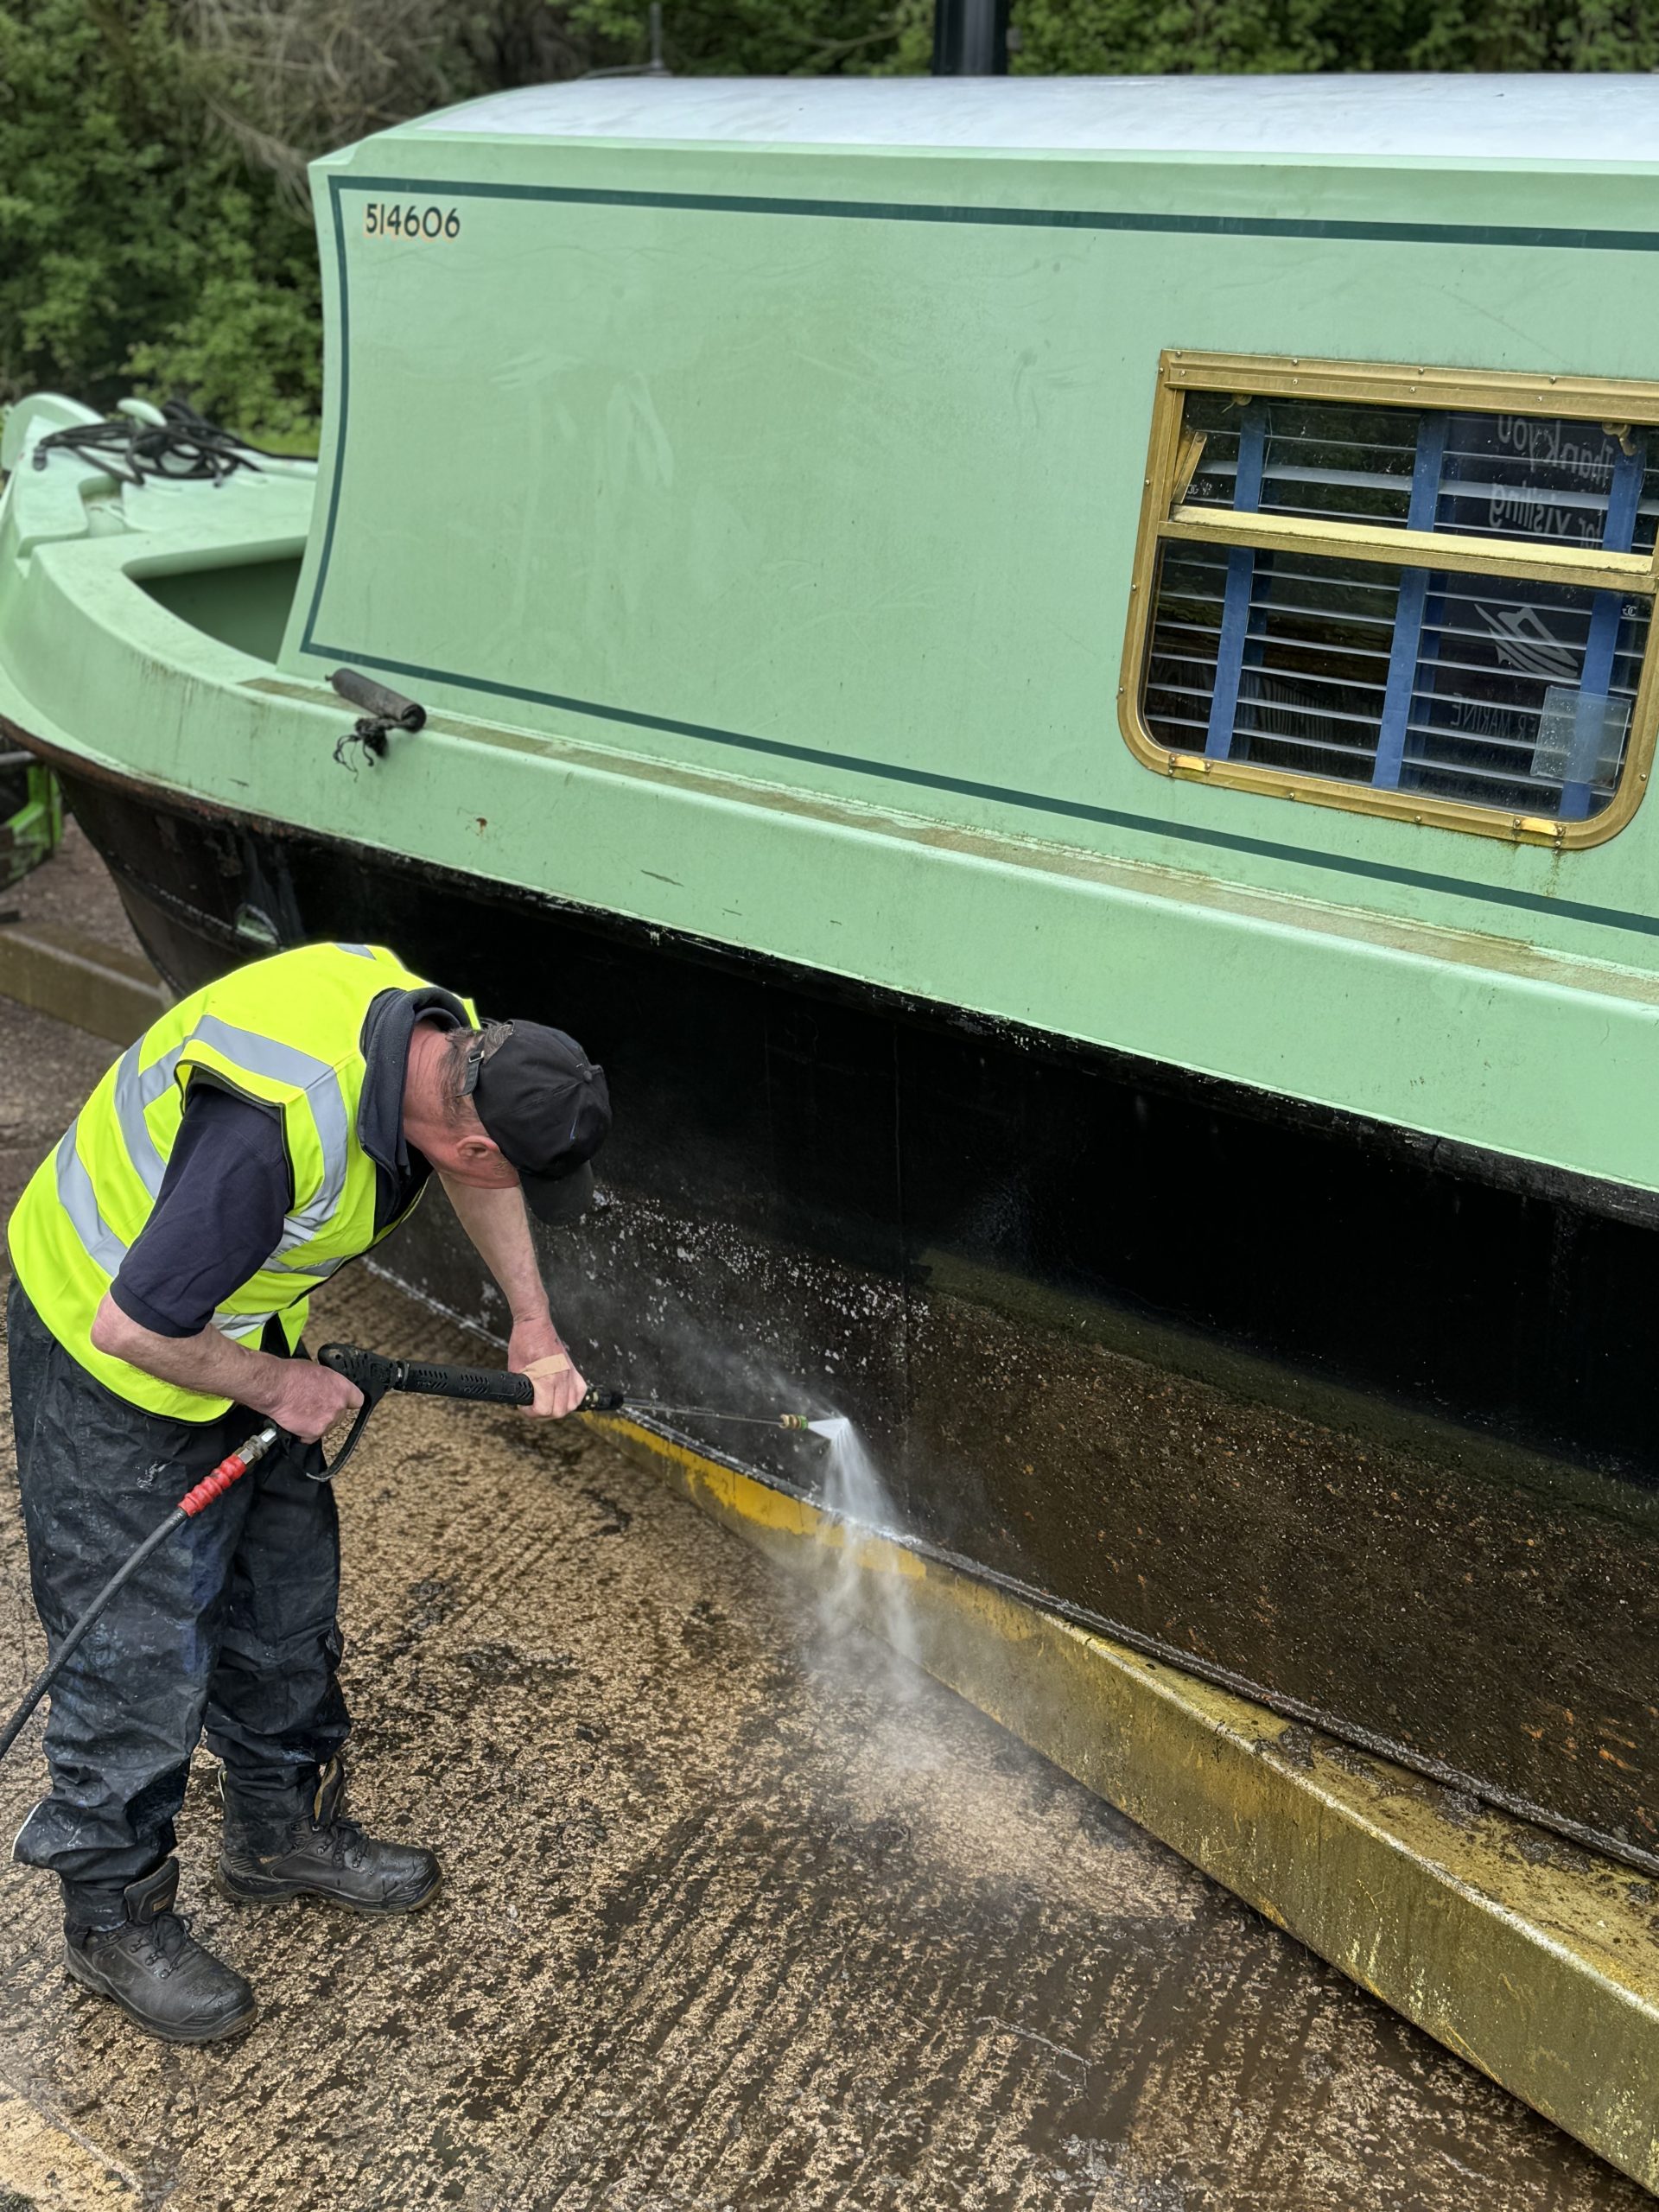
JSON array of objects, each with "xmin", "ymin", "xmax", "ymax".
[
  {"xmin": 177, "ymin": 1460, "xmax": 245, "ymax": 1518},
  {"xmin": 177, "ymin": 1424, "xmax": 281, "ymax": 1518}
]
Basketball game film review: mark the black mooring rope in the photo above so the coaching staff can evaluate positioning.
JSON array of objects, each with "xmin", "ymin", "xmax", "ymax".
[{"xmin": 30, "ymin": 400, "xmax": 288, "ymax": 490}]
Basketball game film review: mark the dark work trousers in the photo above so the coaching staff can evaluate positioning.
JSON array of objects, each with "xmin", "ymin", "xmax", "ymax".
[{"xmin": 4, "ymin": 1277, "xmax": 348, "ymax": 1926}]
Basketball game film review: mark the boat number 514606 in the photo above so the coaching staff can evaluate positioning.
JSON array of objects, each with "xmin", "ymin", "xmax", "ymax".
[{"xmin": 364, "ymin": 204, "xmax": 461, "ymax": 241}]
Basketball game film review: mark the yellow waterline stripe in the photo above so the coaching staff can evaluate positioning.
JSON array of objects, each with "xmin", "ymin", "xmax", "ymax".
[{"xmin": 596, "ymin": 1414, "xmax": 1659, "ymax": 2196}]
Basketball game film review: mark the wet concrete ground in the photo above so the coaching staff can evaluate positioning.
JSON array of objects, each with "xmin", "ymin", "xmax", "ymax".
[{"xmin": 0, "ymin": 873, "xmax": 1649, "ymax": 2209}]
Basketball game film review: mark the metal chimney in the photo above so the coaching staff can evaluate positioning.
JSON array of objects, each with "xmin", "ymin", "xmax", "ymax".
[{"xmin": 931, "ymin": 0, "xmax": 1010, "ymax": 74}]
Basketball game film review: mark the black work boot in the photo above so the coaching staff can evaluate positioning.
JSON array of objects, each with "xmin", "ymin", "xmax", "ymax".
[
  {"xmin": 63, "ymin": 1859, "xmax": 256, "ymax": 2044},
  {"xmin": 217, "ymin": 1758, "xmax": 441, "ymax": 1915}
]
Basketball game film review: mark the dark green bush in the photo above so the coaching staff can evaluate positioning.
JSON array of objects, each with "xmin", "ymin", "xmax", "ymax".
[
  {"xmin": 1014, "ymin": 0, "xmax": 1659, "ymax": 73},
  {"xmin": 0, "ymin": 0, "xmax": 322, "ymax": 441}
]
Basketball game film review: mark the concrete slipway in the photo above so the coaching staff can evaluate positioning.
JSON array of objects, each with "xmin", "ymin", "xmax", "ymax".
[{"xmin": 0, "ymin": 835, "xmax": 1646, "ymax": 2212}]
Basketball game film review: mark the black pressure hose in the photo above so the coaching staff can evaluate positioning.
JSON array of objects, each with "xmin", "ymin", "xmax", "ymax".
[
  {"xmin": 0, "ymin": 1422, "xmax": 283, "ymax": 1765},
  {"xmin": 0, "ymin": 1351, "xmax": 548, "ymax": 1768},
  {"xmin": 30, "ymin": 401, "xmax": 289, "ymax": 489}
]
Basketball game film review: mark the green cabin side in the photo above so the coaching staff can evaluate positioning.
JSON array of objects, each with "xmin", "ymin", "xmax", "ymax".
[{"xmin": 272, "ymin": 81, "xmax": 1659, "ymax": 1196}]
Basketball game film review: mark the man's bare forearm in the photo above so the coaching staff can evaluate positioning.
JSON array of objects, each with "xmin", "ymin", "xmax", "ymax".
[
  {"xmin": 89, "ymin": 1295, "xmax": 363, "ymax": 1441},
  {"xmin": 437, "ymin": 1176, "xmax": 552, "ymax": 1327},
  {"xmin": 438, "ymin": 1175, "xmax": 586, "ymax": 1416},
  {"xmin": 92, "ymin": 1294, "xmax": 294, "ymax": 1416}
]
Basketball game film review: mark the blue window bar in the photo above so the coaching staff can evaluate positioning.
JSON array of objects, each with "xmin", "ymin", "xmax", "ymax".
[
  {"xmin": 1203, "ymin": 404, "xmax": 1267, "ymax": 761},
  {"xmin": 1141, "ymin": 388, "xmax": 1656, "ymax": 825}
]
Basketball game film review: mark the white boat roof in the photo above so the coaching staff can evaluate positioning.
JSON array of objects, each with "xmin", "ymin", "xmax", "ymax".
[{"xmin": 412, "ymin": 73, "xmax": 1659, "ymax": 164}]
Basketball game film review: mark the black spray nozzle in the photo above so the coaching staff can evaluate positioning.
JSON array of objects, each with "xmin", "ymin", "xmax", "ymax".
[{"xmin": 580, "ymin": 1387, "xmax": 831, "ymax": 1435}]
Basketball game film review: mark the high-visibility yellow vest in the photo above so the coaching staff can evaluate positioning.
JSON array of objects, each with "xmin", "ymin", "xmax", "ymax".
[{"xmin": 7, "ymin": 942, "xmax": 474, "ymax": 1421}]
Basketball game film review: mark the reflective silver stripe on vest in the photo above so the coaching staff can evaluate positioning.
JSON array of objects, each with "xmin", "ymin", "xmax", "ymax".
[
  {"xmin": 187, "ymin": 1016, "xmax": 352, "ymax": 1258},
  {"xmin": 111, "ymin": 1039, "xmax": 185, "ymax": 1199},
  {"xmin": 213, "ymin": 1308, "xmax": 277, "ymax": 1341},
  {"xmin": 53, "ymin": 1122, "xmax": 129, "ymax": 1275},
  {"xmin": 336, "ymin": 944, "xmax": 375, "ymax": 959},
  {"xmin": 68, "ymin": 1017, "xmax": 356, "ymax": 1293},
  {"xmin": 268, "ymin": 1251, "xmax": 347, "ymax": 1281}
]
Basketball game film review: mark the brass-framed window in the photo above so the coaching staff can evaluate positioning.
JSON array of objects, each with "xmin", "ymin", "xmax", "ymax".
[{"xmin": 1119, "ymin": 353, "xmax": 1659, "ymax": 848}]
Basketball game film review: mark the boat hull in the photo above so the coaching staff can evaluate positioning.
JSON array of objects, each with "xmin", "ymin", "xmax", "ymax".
[{"xmin": 53, "ymin": 760, "xmax": 1659, "ymax": 1874}]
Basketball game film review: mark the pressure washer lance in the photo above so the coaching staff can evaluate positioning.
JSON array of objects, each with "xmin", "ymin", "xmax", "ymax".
[
  {"xmin": 0, "ymin": 1344, "xmax": 836, "ymax": 1768},
  {"xmin": 307, "ymin": 1349, "xmax": 841, "ymax": 1461},
  {"xmin": 582, "ymin": 1387, "xmax": 847, "ymax": 1439}
]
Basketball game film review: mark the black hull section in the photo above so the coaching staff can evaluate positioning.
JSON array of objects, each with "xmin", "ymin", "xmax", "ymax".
[{"xmin": 60, "ymin": 770, "xmax": 1659, "ymax": 1872}]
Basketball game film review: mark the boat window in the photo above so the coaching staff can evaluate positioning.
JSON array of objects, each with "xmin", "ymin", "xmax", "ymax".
[{"xmin": 1122, "ymin": 354, "xmax": 1659, "ymax": 846}]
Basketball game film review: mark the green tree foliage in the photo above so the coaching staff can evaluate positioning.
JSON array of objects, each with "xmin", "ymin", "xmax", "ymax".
[
  {"xmin": 580, "ymin": 0, "xmax": 1659, "ymax": 76},
  {"xmin": 1013, "ymin": 0, "xmax": 1659, "ymax": 73},
  {"xmin": 0, "ymin": 0, "xmax": 324, "ymax": 441},
  {"xmin": 567, "ymin": 0, "xmax": 905, "ymax": 72},
  {"xmin": 2, "ymin": 0, "xmax": 1651, "ymax": 448}
]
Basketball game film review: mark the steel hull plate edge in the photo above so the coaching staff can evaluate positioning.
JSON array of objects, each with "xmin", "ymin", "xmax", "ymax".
[{"xmin": 56, "ymin": 765, "xmax": 1659, "ymax": 1878}]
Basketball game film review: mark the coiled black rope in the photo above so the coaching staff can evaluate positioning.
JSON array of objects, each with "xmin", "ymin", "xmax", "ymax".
[{"xmin": 30, "ymin": 400, "xmax": 287, "ymax": 489}]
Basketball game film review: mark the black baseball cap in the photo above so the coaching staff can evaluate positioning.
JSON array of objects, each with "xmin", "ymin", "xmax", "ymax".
[{"xmin": 464, "ymin": 1020, "xmax": 612, "ymax": 1225}]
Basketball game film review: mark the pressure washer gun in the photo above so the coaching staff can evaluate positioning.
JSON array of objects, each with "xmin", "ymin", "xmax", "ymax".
[
  {"xmin": 315, "ymin": 1344, "xmax": 542, "ymax": 1478},
  {"xmin": 313, "ymin": 1346, "xmax": 830, "ymax": 1475},
  {"xmin": 0, "ymin": 1346, "xmax": 556, "ymax": 1768}
]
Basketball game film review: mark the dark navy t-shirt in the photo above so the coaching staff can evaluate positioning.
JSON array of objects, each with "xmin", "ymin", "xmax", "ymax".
[
  {"xmin": 109, "ymin": 1087, "xmax": 294, "ymax": 1338},
  {"xmin": 108, "ymin": 984, "xmax": 465, "ymax": 1339}
]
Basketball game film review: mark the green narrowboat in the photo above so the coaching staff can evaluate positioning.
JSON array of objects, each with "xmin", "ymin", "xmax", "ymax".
[{"xmin": 5, "ymin": 76, "xmax": 1659, "ymax": 1875}]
